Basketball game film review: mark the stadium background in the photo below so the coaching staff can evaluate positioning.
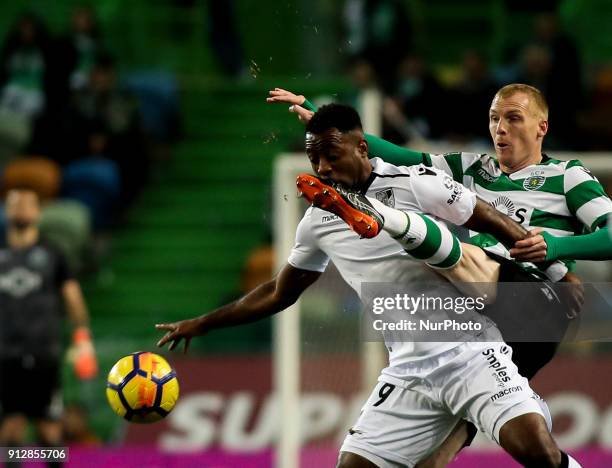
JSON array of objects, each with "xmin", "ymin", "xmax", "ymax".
[{"xmin": 0, "ymin": 0, "xmax": 611, "ymax": 466}]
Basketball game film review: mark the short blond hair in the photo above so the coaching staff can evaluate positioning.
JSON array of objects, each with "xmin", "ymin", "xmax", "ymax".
[{"xmin": 494, "ymin": 84, "xmax": 549, "ymax": 119}]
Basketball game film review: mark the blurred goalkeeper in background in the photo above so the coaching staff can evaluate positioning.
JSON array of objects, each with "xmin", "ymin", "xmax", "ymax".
[{"xmin": 0, "ymin": 188, "xmax": 97, "ymax": 466}]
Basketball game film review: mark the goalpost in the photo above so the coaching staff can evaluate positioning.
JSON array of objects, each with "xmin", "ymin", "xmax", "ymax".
[
  {"xmin": 273, "ymin": 154, "xmax": 388, "ymax": 468},
  {"xmin": 273, "ymin": 155, "xmax": 306, "ymax": 468},
  {"xmin": 273, "ymin": 89, "xmax": 386, "ymax": 468}
]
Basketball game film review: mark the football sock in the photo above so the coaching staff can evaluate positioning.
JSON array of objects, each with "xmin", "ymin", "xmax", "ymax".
[
  {"xmin": 367, "ymin": 197, "xmax": 408, "ymax": 235},
  {"xmin": 367, "ymin": 197, "xmax": 462, "ymax": 269}
]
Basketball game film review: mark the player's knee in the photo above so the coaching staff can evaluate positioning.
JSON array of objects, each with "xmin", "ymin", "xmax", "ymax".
[
  {"xmin": 336, "ymin": 451, "xmax": 379, "ymax": 468},
  {"xmin": 500, "ymin": 413, "xmax": 561, "ymax": 467},
  {"xmin": 507, "ymin": 432, "xmax": 561, "ymax": 467},
  {"xmin": 519, "ymin": 440, "xmax": 561, "ymax": 468}
]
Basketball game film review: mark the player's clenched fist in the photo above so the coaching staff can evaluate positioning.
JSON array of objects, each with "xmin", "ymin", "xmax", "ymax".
[{"xmin": 509, "ymin": 228, "xmax": 548, "ymax": 262}]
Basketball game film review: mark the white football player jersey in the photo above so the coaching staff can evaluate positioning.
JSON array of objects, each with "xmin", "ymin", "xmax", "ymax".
[{"xmin": 288, "ymin": 158, "xmax": 500, "ymax": 377}]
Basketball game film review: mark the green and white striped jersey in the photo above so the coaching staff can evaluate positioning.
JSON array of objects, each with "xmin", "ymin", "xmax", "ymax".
[{"xmin": 425, "ymin": 152, "xmax": 612, "ymax": 280}]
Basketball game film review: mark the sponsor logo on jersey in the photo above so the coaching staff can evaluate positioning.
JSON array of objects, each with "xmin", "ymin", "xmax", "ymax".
[
  {"xmin": 482, "ymin": 347, "xmax": 512, "ymax": 385},
  {"xmin": 523, "ymin": 171, "xmax": 546, "ymax": 191},
  {"xmin": 491, "ymin": 195, "xmax": 516, "ymax": 217},
  {"xmin": 0, "ymin": 267, "xmax": 43, "ymax": 298},
  {"xmin": 477, "ymin": 167, "xmax": 498, "ymax": 183},
  {"xmin": 443, "ymin": 175, "xmax": 463, "ymax": 205},
  {"xmin": 375, "ymin": 188, "xmax": 395, "ymax": 208},
  {"xmin": 491, "ymin": 196, "xmax": 527, "ymax": 224},
  {"xmin": 490, "ymin": 385, "xmax": 523, "ymax": 402}
]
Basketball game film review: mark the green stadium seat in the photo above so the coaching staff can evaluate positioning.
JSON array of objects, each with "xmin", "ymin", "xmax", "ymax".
[{"xmin": 40, "ymin": 199, "xmax": 91, "ymax": 272}]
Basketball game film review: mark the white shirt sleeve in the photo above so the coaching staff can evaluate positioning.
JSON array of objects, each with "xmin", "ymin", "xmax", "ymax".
[
  {"xmin": 287, "ymin": 213, "xmax": 330, "ymax": 272},
  {"xmin": 408, "ymin": 164, "xmax": 477, "ymax": 226}
]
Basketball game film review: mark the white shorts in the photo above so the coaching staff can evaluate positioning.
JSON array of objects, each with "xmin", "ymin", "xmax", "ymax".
[{"xmin": 340, "ymin": 342, "xmax": 545, "ymax": 467}]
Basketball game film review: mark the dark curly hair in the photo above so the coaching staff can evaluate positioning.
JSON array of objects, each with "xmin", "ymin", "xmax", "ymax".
[{"xmin": 305, "ymin": 103, "xmax": 363, "ymax": 134}]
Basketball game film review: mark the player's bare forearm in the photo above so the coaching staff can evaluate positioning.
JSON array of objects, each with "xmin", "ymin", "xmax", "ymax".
[
  {"xmin": 62, "ymin": 279, "xmax": 90, "ymax": 328},
  {"xmin": 204, "ymin": 265, "xmax": 320, "ymax": 330},
  {"xmin": 201, "ymin": 281, "xmax": 293, "ymax": 331},
  {"xmin": 464, "ymin": 198, "xmax": 528, "ymax": 248},
  {"xmin": 156, "ymin": 265, "xmax": 321, "ymax": 351}
]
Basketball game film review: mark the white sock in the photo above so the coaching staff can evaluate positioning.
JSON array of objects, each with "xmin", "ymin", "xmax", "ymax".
[
  {"xmin": 367, "ymin": 196, "xmax": 432, "ymax": 249},
  {"xmin": 367, "ymin": 196, "xmax": 408, "ymax": 236},
  {"xmin": 366, "ymin": 198, "xmax": 462, "ymax": 268}
]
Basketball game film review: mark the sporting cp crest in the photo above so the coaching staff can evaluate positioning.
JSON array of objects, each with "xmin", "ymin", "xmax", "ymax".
[
  {"xmin": 523, "ymin": 175, "xmax": 546, "ymax": 191},
  {"xmin": 375, "ymin": 188, "xmax": 395, "ymax": 207}
]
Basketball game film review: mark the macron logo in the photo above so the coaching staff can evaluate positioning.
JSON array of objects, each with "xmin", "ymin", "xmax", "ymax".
[{"xmin": 491, "ymin": 385, "xmax": 523, "ymax": 402}]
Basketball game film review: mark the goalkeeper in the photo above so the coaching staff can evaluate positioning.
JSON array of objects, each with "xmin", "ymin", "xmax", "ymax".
[{"xmin": 0, "ymin": 188, "xmax": 97, "ymax": 462}]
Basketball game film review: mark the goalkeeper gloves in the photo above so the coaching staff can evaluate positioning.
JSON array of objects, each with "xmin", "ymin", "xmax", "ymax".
[{"xmin": 70, "ymin": 326, "xmax": 98, "ymax": 380}]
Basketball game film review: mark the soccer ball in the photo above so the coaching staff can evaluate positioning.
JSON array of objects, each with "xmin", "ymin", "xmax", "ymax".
[{"xmin": 106, "ymin": 351, "xmax": 179, "ymax": 423}]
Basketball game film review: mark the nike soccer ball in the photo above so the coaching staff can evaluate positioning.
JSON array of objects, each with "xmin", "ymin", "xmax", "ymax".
[{"xmin": 106, "ymin": 351, "xmax": 179, "ymax": 423}]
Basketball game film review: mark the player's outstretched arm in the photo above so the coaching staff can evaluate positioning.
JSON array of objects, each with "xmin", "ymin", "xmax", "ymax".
[
  {"xmin": 156, "ymin": 264, "xmax": 321, "ymax": 352},
  {"xmin": 267, "ymin": 87, "xmax": 425, "ymax": 166}
]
